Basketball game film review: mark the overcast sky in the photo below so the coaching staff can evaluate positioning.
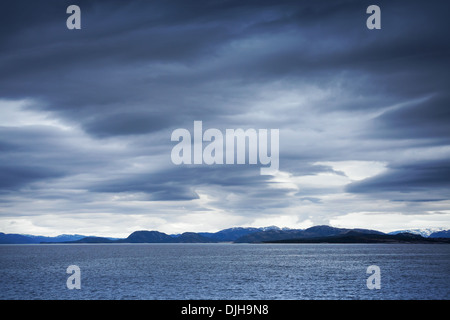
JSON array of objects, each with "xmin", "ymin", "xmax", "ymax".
[{"xmin": 1, "ymin": 0, "xmax": 449, "ymax": 237}]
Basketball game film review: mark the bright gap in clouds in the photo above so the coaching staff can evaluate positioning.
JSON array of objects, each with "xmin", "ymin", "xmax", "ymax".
[
  {"xmin": 270, "ymin": 161, "xmax": 387, "ymax": 191},
  {"xmin": 314, "ymin": 161, "xmax": 387, "ymax": 181},
  {"xmin": 0, "ymin": 99, "xmax": 72, "ymax": 130}
]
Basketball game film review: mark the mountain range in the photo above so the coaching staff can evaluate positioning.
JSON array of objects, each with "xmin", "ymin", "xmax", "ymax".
[{"xmin": 1, "ymin": 225, "xmax": 449, "ymax": 244}]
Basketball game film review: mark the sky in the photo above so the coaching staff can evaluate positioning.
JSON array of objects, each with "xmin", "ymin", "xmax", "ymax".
[{"xmin": 1, "ymin": 0, "xmax": 449, "ymax": 237}]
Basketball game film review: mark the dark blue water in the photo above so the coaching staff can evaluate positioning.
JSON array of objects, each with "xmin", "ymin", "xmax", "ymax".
[{"xmin": 0, "ymin": 243, "xmax": 449, "ymax": 300}]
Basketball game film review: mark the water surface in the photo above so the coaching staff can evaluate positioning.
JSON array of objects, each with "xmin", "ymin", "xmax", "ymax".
[{"xmin": 0, "ymin": 243, "xmax": 449, "ymax": 300}]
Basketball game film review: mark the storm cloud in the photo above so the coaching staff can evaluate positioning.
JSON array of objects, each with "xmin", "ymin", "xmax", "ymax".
[{"xmin": 1, "ymin": 0, "xmax": 449, "ymax": 236}]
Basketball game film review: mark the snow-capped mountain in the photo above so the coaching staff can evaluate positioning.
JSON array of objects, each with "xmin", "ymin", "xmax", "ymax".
[{"xmin": 388, "ymin": 228, "xmax": 447, "ymax": 237}]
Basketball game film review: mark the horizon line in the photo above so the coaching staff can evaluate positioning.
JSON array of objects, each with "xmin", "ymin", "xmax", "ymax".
[{"xmin": 1, "ymin": 224, "xmax": 448, "ymax": 239}]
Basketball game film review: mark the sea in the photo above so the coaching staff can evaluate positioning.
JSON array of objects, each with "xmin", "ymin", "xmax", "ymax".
[{"xmin": 0, "ymin": 243, "xmax": 449, "ymax": 300}]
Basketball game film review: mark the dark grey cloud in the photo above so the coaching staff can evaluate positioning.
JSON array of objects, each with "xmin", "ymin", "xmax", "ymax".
[
  {"xmin": 346, "ymin": 159, "xmax": 450, "ymax": 199},
  {"xmin": 89, "ymin": 166, "xmax": 271, "ymax": 201},
  {"xmin": 2, "ymin": 0, "xmax": 448, "ymax": 131},
  {"xmin": 0, "ymin": 164, "xmax": 63, "ymax": 191},
  {"xmin": 367, "ymin": 94, "xmax": 450, "ymax": 143},
  {"xmin": 83, "ymin": 111, "xmax": 172, "ymax": 137},
  {"xmin": 0, "ymin": 124, "xmax": 144, "ymax": 192}
]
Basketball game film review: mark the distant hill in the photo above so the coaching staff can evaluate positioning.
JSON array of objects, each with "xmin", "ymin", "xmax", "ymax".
[
  {"xmin": 103, "ymin": 230, "xmax": 216, "ymax": 243},
  {"xmin": 62, "ymin": 236, "xmax": 116, "ymax": 244},
  {"xmin": 429, "ymin": 230, "xmax": 450, "ymax": 238},
  {"xmin": 234, "ymin": 229, "xmax": 305, "ymax": 243},
  {"xmin": 118, "ymin": 230, "xmax": 173, "ymax": 243},
  {"xmin": 1, "ymin": 226, "xmax": 449, "ymax": 244},
  {"xmin": 267, "ymin": 231, "xmax": 450, "ymax": 244},
  {"xmin": 0, "ymin": 232, "xmax": 36, "ymax": 244},
  {"xmin": 0, "ymin": 232, "xmax": 89, "ymax": 244},
  {"xmin": 27, "ymin": 234, "xmax": 89, "ymax": 243},
  {"xmin": 198, "ymin": 226, "xmax": 281, "ymax": 242},
  {"xmin": 173, "ymin": 232, "xmax": 217, "ymax": 243},
  {"xmin": 233, "ymin": 225, "xmax": 383, "ymax": 243}
]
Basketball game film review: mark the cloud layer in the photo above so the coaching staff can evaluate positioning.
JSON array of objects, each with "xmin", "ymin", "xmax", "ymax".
[{"xmin": 1, "ymin": 0, "xmax": 449, "ymax": 236}]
